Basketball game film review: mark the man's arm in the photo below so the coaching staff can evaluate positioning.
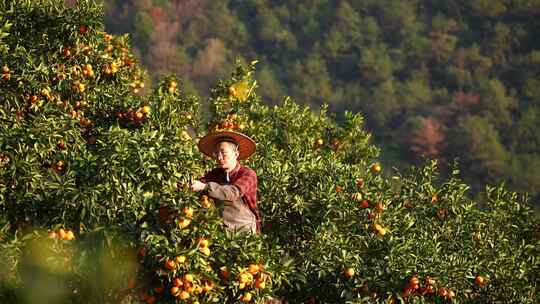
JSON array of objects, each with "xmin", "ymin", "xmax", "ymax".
[{"xmin": 206, "ymin": 182, "xmax": 241, "ymax": 202}]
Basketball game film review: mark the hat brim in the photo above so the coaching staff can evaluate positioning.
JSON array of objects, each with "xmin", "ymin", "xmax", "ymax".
[{"xmin": 198, "ymin": 130, "xmax": 256, "ymax": 160}]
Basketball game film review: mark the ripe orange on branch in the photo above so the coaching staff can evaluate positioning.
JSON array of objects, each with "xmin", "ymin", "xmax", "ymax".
[
  {"xmin": 359, "ymin": 199, "xmax": 370, "ymax": 209},
  {"xmin": 172, "ymin": 277, "xmax": 183, "ymax": 287},
  {"xmin": 240, "ymin": 292, "xmax": 253, "ymax": 303},
  {"xmin": 343, "ymin": 267, "xmax": 355, "ymax": 278},
  {"xmin": 178, "ymin": 291, "xmax": 190, "ymax": 300},
  {"xmin": 164, "ymin": 259, "xmax": 176, "ymax": 270},
  {"xmin": 474, "ymin": 275, "xmax": 486, "ymax": 286},
  {"xmin": 351, "ymin": 192, "xmax": 362, "ymax": 201},
  {"xmin": 247, "ymin": 264, "xmax": 260, "ymax": 275}
]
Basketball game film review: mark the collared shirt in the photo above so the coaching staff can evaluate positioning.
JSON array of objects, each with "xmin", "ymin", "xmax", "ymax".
[{"xmin": 200, "ymin": 163, "xmax": 261, "ymax": 233}]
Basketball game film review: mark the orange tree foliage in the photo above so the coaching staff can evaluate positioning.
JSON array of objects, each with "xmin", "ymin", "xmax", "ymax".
[{"xmin": 0, "ymin": 2, "xmax": 539, "ymax": 303}]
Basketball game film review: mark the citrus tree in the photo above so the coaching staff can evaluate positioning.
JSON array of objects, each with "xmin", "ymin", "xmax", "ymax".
[{"xmin": 1, "ymin": 1, "xmax": 539, "ymax": 304}]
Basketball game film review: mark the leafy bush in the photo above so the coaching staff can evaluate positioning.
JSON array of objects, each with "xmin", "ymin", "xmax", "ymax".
[{"xmin": 0, "ymin": 2, "xmax": 538, "ymax": 303}]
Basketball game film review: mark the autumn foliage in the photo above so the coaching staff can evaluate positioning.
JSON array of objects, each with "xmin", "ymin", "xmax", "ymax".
[{"xmin": 0, "ymin": 2, "xmax": 539, "ymax": 304}]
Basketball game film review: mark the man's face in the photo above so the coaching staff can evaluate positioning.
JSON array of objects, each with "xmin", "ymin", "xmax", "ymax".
[{"xmin": 214, "ymin": 141, "xmax": 239, "ymax": 171}]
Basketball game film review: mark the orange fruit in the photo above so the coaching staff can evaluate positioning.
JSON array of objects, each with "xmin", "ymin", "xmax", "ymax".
[
  {"xmin": 343, "ymin": 267, "xmax": 355, "ymax": 278},
  {"xmin": 170, "ymin": 286, "xmax": 180, "ymax": 296},
  {"xmin": 424, "ymin": 276, "xmax": 435, "ymax": 286},
  {"xmin": 240, "ymin": 292, "xmax": 252, "ymax": 302},
  {"xmin": 58, "ymin": 228, "xmax": 67, "ymax": 239},
  {"xmin": 175, "ymin": 255, "xmax": 186, "ymax": 264},
  {"xmin": 404, "ymin": 201, "xmax": 413, "ymax": 209},
  {"xmin": 183, "ymin": 283, "xmax": 195, "ymax": 293},
  {"xmin": 183, "ymin": 273, "xmax": 194, "ymax": 284},
  {"xmin": 78, "ymin": 25, "xmax": 87, "ymax": 35},
  {"xmin": 474, "ymin": 275, "xmax": 485, "ymax": 286},
  {"xmin": 198, "ymin": 237, "xmax": 209, "ymax": 248},
  {"xmin": 65, "ymin": 230, "xmax": 75, "ymax": 240},
  {"xmin": 359, "ymin": 199, "xmax": 370, "ymax": 209},
  {"xmin": 255, "ymin": 278, "xmax": 265, "ymax": 289},
  {"xmin": 57, "ymin": 140, "xmax": 67, "ymax": 150},
  {"xmin": 408, "ymin": 276, "xmax": 420, "ymax": 286},
  {"xmin": 247, "ymin": 264, "xmax": 260, "ymax": 275},
  {"xmin": 374, "ymin": 202, "xmax": 385, "ymax": 212},
  {"xmin": 164, "ymin": 259, "xmax": 176, "ymax": 270},
  {"xmin": 178, "ymin": 218, "xmax": 191, "ymax": 229},
  {"xmin": 193, "ymin": 285, "xmax": 203, "ymax": 295},
  {"xmin": 140, "ymin": 105, "xmax": 151, "ymax": 114},
  {"xmin": 172, "ymin": 277, "xmax": 183, "ymax": 287},
  {"xmin": 228, "ymin": 86, "xmax": 237, "ymax": 97},
  {"xmin": 199, "ymin": 247, "xmax": 210, "ymax": 256},
  {"xmin": 371, "ymin": 163, "xmax": 381, "ymax": 173},
  {"xmin": 238, "ymin": 272, "xmax": 252, "ymax": 284},
  {"xmin": 438, "ymin": 288, "xmax": 447, "ymax": 297},
  {"xmin": 423, "ymin": 285, "xmax": 435, "ymax": 294},
  {"xmin": 178, "ymin": 291, "xmax": 190, "ymax": 300},
  {"xmin": 351, "ymin": 192, "xmax": 362, "ymax": 202},
  {"xmin": 180, "ymin": 130, "xmax": 191, "ymax": 141},
  {"xmin": 220, "ymin": 266, "xmax": 230, "ymax": 279},
  {"xmin": 29, "ymin": 95, "xmax": 38, "ymax": 104},
  {"xmin": 202, "ymin": 281, "xmax": 214, "ymax": 292},
  {"xmin": 183, "ymin": 207, "xmax": 194, "ymax": 218},
  {"xmin": 447, "ymin": 289, "xmax": 456, "ymax": 299}
]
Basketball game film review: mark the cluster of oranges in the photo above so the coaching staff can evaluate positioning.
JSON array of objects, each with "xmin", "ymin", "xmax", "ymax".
[
  {"xmin": 313, "ymin": 138, "xmax": 344, "ymax": 150},
  {"xmin": 178, "ymin": 206, "xmax": 194, "ymax": 229},
  {"xmin": 197, "ymin": 236, "xmax": 210, "ymax": 256},
  {"xmin": 313, "ymin": 138, "xmax": 324, "ymax": 150},
  {"xmin": 213, "ymin": 114, "xmax": 245, "ymax": 132},
  {"xmin": 200, "ymin": 195, "xmax": 212, "ymax": 208},
  {"xmin": 2, "ymin": 65, "xmax": 10, "ymax": 81},
  {"xmin": 168, "ymin": 80, "xmax": 178, "ymax": 93},
  {"xmin": 102, "ymin": 62, "xmax": 119, "ymax": 76},
  {"xmin": 48, "ymin": 228, "xmax": 75, "ymax": 240},
  {"xmin": 50, "ymin": 160, "xmax": 65, "ymax": 175},
  {"xmin": 218, "ymin": 263, "xmax": 266, "ymax": 302},
  {"xmin": 141, "ymin": 256, "xmax": 217, "ymax": 303},
  {"xmin": 401, "ymin": 275, "xmax": 457, "ymax": 300},
  {"xmin": 116, "ymin": 105, "xmax": 151, "ymax": 128},
  {"xmin": 130, "ymin": 80, "xmax": 145, "ymax": 94}
]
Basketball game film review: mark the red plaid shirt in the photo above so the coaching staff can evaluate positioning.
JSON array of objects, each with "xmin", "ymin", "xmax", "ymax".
[{"xmin": 201, "ymin": 163, "xmax": 261, "ymax": 233}]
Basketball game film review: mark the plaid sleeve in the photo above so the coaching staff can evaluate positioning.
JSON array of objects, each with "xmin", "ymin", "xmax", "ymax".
[{"xmin": 232, "ymin": 168, "xmax": 257, "ymax": 197}]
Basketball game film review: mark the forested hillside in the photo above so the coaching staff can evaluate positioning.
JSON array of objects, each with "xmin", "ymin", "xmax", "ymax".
[{"xmin": 104, "ymin": 0, "xmax": 540, "ymax": 203}]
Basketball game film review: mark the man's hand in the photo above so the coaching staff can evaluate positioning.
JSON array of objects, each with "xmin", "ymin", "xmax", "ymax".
[{"xmin": 190, "ymin": 180, "xmax": 207, "ymax": 192}]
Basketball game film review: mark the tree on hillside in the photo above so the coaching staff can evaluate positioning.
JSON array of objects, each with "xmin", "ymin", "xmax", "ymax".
[{"xmin": 102, "ymin": 0, "xmax": 540, "ymax": 202}]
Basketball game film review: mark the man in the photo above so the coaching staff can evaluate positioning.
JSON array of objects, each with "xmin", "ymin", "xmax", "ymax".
[{"xmin": 190, "ymin": 129, "xmax": 261, "ymax": 234}]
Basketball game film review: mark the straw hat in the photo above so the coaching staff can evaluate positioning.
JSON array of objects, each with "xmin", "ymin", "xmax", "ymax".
[{"xmin": 197, "ymin": 130, "xmax": 256, "ymax": 160}]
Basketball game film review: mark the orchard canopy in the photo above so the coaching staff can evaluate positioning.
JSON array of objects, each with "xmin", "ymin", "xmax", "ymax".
[{"xmin": 0, "ymin": 1, "xmax": 538, "ymax": 304}]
